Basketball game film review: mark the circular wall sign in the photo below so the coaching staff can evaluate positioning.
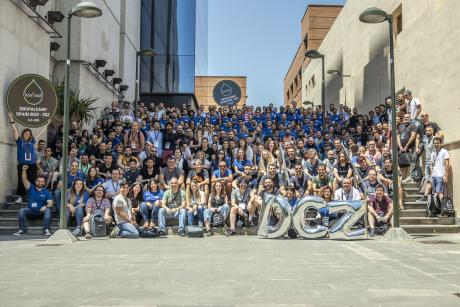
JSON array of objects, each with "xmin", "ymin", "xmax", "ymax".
[
  {"xmin": 6, "ymin": 74, "xmax": 58, "ymax": 128},
  {"xmin": 212, "ymin": 80, "xmax": 242, "ymax": 107}
]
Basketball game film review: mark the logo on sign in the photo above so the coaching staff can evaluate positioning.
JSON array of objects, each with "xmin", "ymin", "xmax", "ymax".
[
  {"xmin": 23, "ymin": 78, "xmax": 44, "ymax": 105},
  {"xmin": 213, "ymin": 80, "xmax": 242, "ymax": 107}
]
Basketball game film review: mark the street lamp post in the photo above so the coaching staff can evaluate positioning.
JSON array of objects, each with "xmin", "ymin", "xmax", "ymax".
[
  {"xmin": 134, "ymin": 48, "xmax": 156, "ymax": 121},
  {"xmin": 305, "ymin": 50, "xmax": 326, "ymax": 133},
  {"xmin": 360, "ymin": 7, "xmax": 411, "ymax": 240},
  {"xmin": 49, "ymin": 1, "xmax": 102, "ymax": 243}
]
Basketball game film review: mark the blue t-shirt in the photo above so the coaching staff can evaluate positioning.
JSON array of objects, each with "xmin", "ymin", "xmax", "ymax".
[
  {"xmin": 233, "ymin": 159, "xmax": 253, "ymax": 172},
  {"xmin": 213, "ymin": 169, "xmax": 232, "ymax": 178},
  {"xmin": 65, "ymin": 171, "xmax": 84, "ymax": 188},
  {"xmin": 16, "ymin": 138, "xmax": 36, "ymax": 164},
  {"xmin": 143, "ymin": 190, "xmax": 164, "ymax": 203},
  {"xmin": 66, "ymin": 191, "xmax": 90, "ymax": 207},
  {"xmin": 85, "ymin": 177, "xmax": 104, "ymax": 189},
  {"xmin": 27, "ymin": 185, "xmax": 52, "ymax": 212}
]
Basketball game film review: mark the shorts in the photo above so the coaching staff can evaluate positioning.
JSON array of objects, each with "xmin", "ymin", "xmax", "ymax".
[{"xmin": 431, "ymin": 177, "xmax": 445, "ymax": 193}]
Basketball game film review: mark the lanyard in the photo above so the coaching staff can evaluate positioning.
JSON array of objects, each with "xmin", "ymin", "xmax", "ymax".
[{"xmin": 111, "ymin": 181, "xmax": 119, "ymax": 191}]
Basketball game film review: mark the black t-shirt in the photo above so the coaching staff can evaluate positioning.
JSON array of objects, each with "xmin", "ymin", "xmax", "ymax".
[
  {"xmin": 290, "ymin": 173, "xmax": 310, "ymax": 195},
  {"xmin": 98, "ymin": 163, "xmax": 116, "ymax": 175},
  {"xmin": 398, "ymin": 123, "xmax": 416, "ymax": 148},
  {"xmin": 335, "ymin": 162, "xmax": 352, "ymax": 178},
  {"xmin": 162, "ymin": 131, "xmax": 178, "ymax": 151},
  {"xmin": 139, "ymin": 166, "xmax": 160, "ymax": 181},
  {"xmin": 354, "ymin": 133, "xmax": 368, "ymax": 147},
  {"xmin": 124, "ymin": 169, "xmax": 140, "ymax": 184},
  {"xmin": 419, "ymin": 121, "xmax": 441, "ymax": 137},
  {"xmin": 85, "ymin": 144, "xmax": 99, "ymax": 157}
]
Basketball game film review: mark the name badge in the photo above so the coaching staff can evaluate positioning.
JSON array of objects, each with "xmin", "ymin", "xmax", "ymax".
[
  {"xmin": 239, "ymin": 203, "xmax": 246, "ymax": 209},
  {"xmin": 165, "ymin": 142, "xmax": 171, "ymax": 150},
  {"xmin": 31, "ymin": 202, "xmax": 38, "ymax": 208},
  {"xmin": 154, "ymin": 141, "xmax": 160, "ymax": 148}
]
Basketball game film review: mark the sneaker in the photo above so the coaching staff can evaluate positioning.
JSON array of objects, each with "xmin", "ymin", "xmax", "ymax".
[
  {"xmin": 402, "ymin": 177, "xmax": 414, "ymax": 183},
  {"xmin": 227, "ymin": 228, "xmax": 236, "ymax": 236},
  {"xmin": 13, "ymin": 229, "xmax": 25, "ymax": 236},
  {"xmin": 248, "ymin": 220, "xmax": 255, "ymax": 227},
  {"xmin": 109, "ymin": 226, "xmax": 119, "ymax": 238},
  {"xmin": 198, "ymin": 221, "xmax": 203, "ymax": 227},
  {"xmin": 44, "ymin": 229, "xmax": 51, "ymax": 236},
  {"xmin": 369, "ymin": 229, "xmax": 376, "ymax": 237},
  {"xmin": 417, "ymin": 196, "xmax": 428, "ymax": 202},
  {"xmin": 14, "ymin": 196, "xmax": 23, "ymax": 204},
  {"xmin": 85, "ymin": 233, "xmax": 93, "ymax": 239},
  {"xmin": 71, "ymin": 227, "xmax": 81, "ymax": 237},
  {"xmin": 178, "ymin": 230, "xmax": 186, "ymax": 237},
  {"xmin": 159, "ymin": 230, "xmax": 167, "ymax": 237}
]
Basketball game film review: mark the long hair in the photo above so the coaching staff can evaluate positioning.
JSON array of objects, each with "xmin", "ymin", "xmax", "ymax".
[
  {"xmin": 128, "ymin": 182, "xmax": 143, "ymax": 202},
  {"xmin": 319, "ymin": 185, "xmax": 333, "ymax": 202},
  {"xmin": 211, "ymin": 181, "xmax": 226, "ymax": 199},
  {"xmin": 69, "ymin": 179, "xmax": 86, "ymax": 205},
  {"xmin": 90, "ymin": 184, "xmax": 107, "ymax": 199}
]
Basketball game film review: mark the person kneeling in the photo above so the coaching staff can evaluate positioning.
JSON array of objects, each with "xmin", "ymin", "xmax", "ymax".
[
  {"xmin": 368, "ymin": 184, "xmax": 393, "ymax": 237},
  {"xmin": 111, "ymin": 180, "xmax": 140, "ymax": 238}
]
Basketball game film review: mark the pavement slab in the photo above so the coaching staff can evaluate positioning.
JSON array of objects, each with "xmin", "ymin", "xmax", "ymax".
[{"xmin": 0, "ymin": 235, "xmax": 460, "ymax": 306}]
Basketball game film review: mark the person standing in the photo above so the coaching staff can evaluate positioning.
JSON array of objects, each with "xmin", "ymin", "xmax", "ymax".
[
  {"xmin": 9, "ymin": 113, "xmax": 38, "ymax": 204},
  {"xmin": 430, "ymin": 137, "xmax": 450, "ymax": 203}
]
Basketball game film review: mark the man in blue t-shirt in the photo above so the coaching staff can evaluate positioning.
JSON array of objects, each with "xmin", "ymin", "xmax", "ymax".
[{"xmin": 13, "ymin": 165, "xmax": 53, "ymax": 236}]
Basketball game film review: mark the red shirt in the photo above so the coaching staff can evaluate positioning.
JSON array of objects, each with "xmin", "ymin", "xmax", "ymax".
[{"xmin": 370, "ymin": 195, "xmax": 392, "ymax": 214}]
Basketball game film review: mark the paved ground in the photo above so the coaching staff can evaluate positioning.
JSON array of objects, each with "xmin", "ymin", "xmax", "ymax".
[{"xmin": 1, "ymin": 234, "xmax": 460, "ymax": 307}]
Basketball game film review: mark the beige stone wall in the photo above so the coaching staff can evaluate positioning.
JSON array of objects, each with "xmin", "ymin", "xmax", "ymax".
[{"xmin": 302, "ymin": 0, "xmax": 460, "ymax": 216}]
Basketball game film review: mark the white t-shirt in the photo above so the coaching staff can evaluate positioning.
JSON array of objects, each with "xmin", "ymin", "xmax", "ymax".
[
  {"xmin": 408, "ymin": 98, "xmax": 421, "ymax": 119},
  {"xmin": 112, "ymin": 194, "xmax": 132, "ymax": 224},
  {"xmin": 334, "ymin": 187, "xmax": 362, "ymax": 201},
  {"xmin": 431, "ymin": 148, "xmax": 449, "ymax": 177}
]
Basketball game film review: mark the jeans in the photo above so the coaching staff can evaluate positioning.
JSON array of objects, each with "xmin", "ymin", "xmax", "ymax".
[
  {"xmin": 67, "ymin": 206, "xmax": 84, "ymax": 227},
  {"xmin": 54, "ymin": 190, "xmax": 61, "ymax": 216},
  {"xmin": 18, "ymin": 207, "xmax": 51, "ymax": 232},
  {"xmin": 187, "ymin": 206, "xmax": 204, "ymax": 225},
  {"xmin": 118, "ymin": 222, "xmax": 140, "ymax": 238},
  {"xmin": 158, "ymin": 208, "xmax": 186, "ymax": 231},
  {"xmin": 139, "ymin": 202, "xmax": 159, "ymax": 223},
  {"xmin": 203, "ymin": 204, "xmax": 230, "ymax": 223}
]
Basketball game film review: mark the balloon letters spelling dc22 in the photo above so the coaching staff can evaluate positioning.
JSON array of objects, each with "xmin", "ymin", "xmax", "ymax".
[{"xmin": 257, "ymin": 195, "xmax": 368, "ymax": 239}]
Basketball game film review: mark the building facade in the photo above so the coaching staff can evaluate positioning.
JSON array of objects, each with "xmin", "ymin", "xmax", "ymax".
[
  {"xmin": 195, "ymin": 76, "xmax": 247, "ymax": 111},
  {"xmin": 302, "ymin": 0, "xmax": 460, "ymax": 215},
  {"xmin": 283, "ymin": 5, "xmax": 342, "ymax": 107},
  {"xmin": 139, "ymin": 0, "xmax": 208, "ymax": 109},
  {"xmin": 0, "ymin": 0, "xmax": 140, "ymax": 202}
]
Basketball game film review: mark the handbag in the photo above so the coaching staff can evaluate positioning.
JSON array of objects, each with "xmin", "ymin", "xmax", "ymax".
[
  {"xmin": 186, "ymin": 225, "xmax": 204, "ymax": 238},
  {"xmin": 211, "ymin": 212, "xmax": 224, "ymax": 227},
  {"xmin": 398, "ymin": 152, "xmax": 411, "ymax": 167},
  {"xmin": 440, "ymin": 188, "xmax": 454, "ymax": 217}
]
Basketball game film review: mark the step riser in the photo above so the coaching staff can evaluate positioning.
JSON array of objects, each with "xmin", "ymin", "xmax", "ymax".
[
  {"xmin": 0, "ymin": 220, "xmax": 60, "ymax": 227},
  {"xmin": 403, "ymin": 227, "xmax": 460, "ymax": 234},
  {"xmin": 400, "ymin": 219, "xmax": 455, "ymax": 225},
  {"xmin": 403, "ymin": 204, "xmax": 426, "ymax": 210},
  {"xmin": 400, "ymin": 211, "xmax": 428, "ymax": 218}
]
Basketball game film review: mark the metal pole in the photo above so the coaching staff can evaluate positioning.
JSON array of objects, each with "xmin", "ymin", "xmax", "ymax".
[
  {"xmin": 321, "ymin": 56, "xmax": 326, "ymax": 133},
  {"xmin": 59, "ymin": 13, "xmax": 72, "ymax": 229},
  {"xmin": 134, "ymin": 52, "xmax": 139, "ymax": 121},
  {"xmin": 388, "ymin": 16, "xmax": 400, "ymax": 227}
]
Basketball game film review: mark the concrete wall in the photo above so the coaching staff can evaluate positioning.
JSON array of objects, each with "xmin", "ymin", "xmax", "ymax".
[
  {"xmin": 0, "ymin": 0, "xmax": 53, "ymax": 200},
  {"xmin": 302, "ymin": 0, "xmax": 460, "ymax": 216},
  {"xmin": 0, "ymin": 0, "xmax": 140, "ymax": 202}
]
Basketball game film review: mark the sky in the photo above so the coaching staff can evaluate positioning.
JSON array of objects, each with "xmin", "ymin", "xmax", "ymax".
[{"xmin": 207, "ymin": 0, "xmax": 346, "ymax": 107}]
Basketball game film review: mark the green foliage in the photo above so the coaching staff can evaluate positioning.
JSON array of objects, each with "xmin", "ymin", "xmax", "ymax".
[{"xmin": 54, "ymin": 81, "xmax": 99, "ymax": 126}]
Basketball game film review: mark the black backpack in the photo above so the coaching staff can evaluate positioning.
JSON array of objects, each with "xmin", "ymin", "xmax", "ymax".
[
  {"xmin": 426, "ymin": 195, "xmax": 440, "ymax": 218},
  {"xmin": 90, "ymin": 211, "xmax": 107, "ymax": 237},
  {"xmin": 211, "ymin": 212, "xmax": 224, "ymax": 227}
]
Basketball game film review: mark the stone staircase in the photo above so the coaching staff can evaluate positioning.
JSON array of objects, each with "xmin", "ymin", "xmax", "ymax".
[{"xmin": 400, "ymin": 181, "xmax": 460, "ymax": 235}]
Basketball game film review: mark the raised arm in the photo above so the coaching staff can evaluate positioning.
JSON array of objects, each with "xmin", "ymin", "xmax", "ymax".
[
  {"xmin": 8, "ymin": 113, "xmax": 19, "ymax": 140},
  {"xmin": 21, "ymin": 165, "xmax": 31, "ymax": 191}
]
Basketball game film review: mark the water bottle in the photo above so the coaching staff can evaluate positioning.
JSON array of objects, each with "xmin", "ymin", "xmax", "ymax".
[{"xmin": 322, "ymin": 216, "xmax": 329, "ymax": 227}]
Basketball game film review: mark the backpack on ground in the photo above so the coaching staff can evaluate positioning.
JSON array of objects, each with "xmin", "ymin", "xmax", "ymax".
[
  {"xmin": 90, "ymin": 211, "xmax": 107, "ymax": 237},
  {"xmin": 211, "ymin": 212, "xmax": 224, "ymax": 227},
  {"xmin": 186, "ymin": 225, "xmax": 204, "ymax": 238},
  {"xmin": 426, "ymin": 194, "xmax": 440, "ymax": 218},
  {"xmin": 439, "ymin": 189, "xmax": 454, "ymax": 217},
  {"xmin": 140, "ymin": 228, "xmax": 159, "ymax": 238}
]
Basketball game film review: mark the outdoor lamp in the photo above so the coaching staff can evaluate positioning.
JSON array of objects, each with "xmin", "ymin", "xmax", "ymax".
[
  {"xmin": 104, "ymin": 69, "xmax": 115, "ymax": 78},
  {"xmin": 134, "ymin": 47, "xmax": 156, "ymax": 120},
  {"xmin": 29, "ymin": 0, "xmax": 49, "ymax": 10},
  {"xmin": 51, "ymin": 1, "xmax": 102, "ymax": 243},
  {"xmin": 305, "ymin": 50, "xmax": 324, "ymax": 59},
  {"xmin": 359, "ymin": 7, "xmax": 389, "ymax": 24},
  {"xmin": 71, "ymin": 1, "xmax": 102, "ymax": 18},
  {"xmin": 47, "ymin": 11, "xmax": 65, "ymax": 25},
  {"xmin": 327, "ymin": 70, "xmax": 351, "ymax": 77},
  {"xmin": 94, "ymin": 60, "xmax": 107, "ymax": 70},
  {"xmin": 50, "ymin": 42, "xmax": 60, "ymax": 51},
  {"xmin": 119, "ymin": 85, "xmax": 129, "ymax": 92},
  {"xmin": 112, "ymin": 77, "xmax": 122, "ymax": 85}
]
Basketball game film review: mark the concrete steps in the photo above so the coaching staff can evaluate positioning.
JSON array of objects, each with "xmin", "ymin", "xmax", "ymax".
[{"xmin": 402, "ymin": 225, "xmax": 460, "ymax": 234}]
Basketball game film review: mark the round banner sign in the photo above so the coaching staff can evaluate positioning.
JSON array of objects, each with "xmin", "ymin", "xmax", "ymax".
[
  {"xmin": 6, "ymin": 74, "xmax": 58, "ymax": 128},
  {"xmin": 213, "ymin": 80, "xmax": 242, "ymax": 107}
]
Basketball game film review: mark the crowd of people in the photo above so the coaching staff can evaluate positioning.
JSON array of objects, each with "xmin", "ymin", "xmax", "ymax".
[{"xmin": 9, "ymin": 88, "xmax": 451, "ymax": 238}]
